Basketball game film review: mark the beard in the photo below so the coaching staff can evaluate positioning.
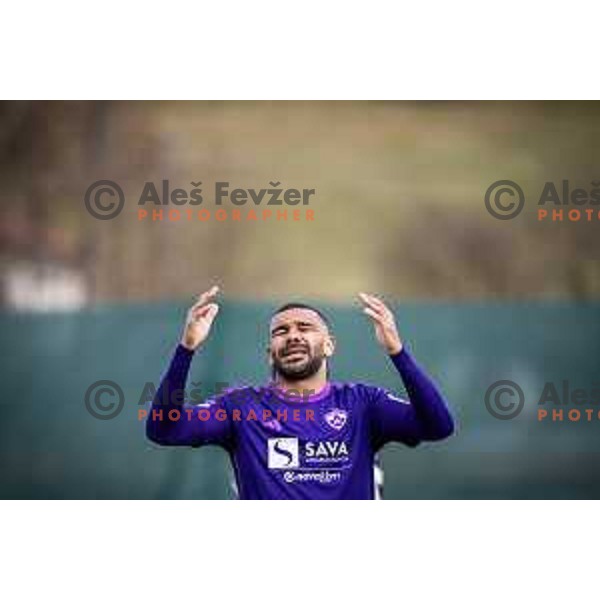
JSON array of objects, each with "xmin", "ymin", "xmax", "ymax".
[{"xmin": 272, "ymin": 343, "xmax": 325, "ymax": 381}]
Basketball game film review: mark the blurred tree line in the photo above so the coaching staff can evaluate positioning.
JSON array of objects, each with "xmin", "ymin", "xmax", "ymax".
[{"xmin": 1, "ymin": 100, "xmax": 599, "ymax": 308}]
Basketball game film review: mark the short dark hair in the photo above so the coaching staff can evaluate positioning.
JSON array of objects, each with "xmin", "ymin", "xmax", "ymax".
[{"xmin": 271, "ymin": 302, "xmax": 331, "ymax": 329}]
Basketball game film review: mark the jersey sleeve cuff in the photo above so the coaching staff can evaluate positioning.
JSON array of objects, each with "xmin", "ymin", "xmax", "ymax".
[
  {"xmin": 175, "ymin": 343, "xmax": 196, "ymax": 363},
  {"xmin": 388, "ymin": 345, "xmax": 412, "ymax": 371}
]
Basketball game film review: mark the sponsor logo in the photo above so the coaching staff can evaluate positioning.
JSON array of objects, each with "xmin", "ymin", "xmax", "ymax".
[
  {"xmin": 283, "ymin": 470, "xmax": 342, "ymax": 484},
  {"xmin": 268, "ymin": 437, "xmax": 351, "ymax": 472},
  {"xmin": 324, "ymin": 408, "xmax": 348, "ymax": 430},
  {"xmin": 268, "ymin": 437, "xmax": 299, "ymax": 469},
  {"xmin": 305, "ymin": 440, "xmax": 349, "ymax": 463}
]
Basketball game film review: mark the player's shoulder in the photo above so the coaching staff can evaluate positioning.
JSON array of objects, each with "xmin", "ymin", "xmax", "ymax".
[
  {"xmin": 328, "ymin": 380, "xmax": 381, "ymax": 402},
  {"xmin": 330, "ymin": 381, "xmax": 409, "ymax": 405}
]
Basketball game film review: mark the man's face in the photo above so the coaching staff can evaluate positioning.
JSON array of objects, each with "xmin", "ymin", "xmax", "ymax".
[{"xmin": 268, "ymin": 308, "xmax": 334, "ymax": 381}]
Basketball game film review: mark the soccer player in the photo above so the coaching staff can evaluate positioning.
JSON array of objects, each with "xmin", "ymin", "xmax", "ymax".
[{"xmin": 146, "ymin": 285, "xmax": 455, "ymax": 499}]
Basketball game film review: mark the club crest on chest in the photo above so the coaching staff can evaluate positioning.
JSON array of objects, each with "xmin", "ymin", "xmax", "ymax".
[{"xmin": 324, "ymin": 408, "xmax": 348, "ymax": 431}]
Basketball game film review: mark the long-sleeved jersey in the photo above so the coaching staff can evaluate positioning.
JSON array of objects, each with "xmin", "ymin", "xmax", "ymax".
[{"xmin": 146, "ymin": 344, "xmax": 455, "ymax": 499}]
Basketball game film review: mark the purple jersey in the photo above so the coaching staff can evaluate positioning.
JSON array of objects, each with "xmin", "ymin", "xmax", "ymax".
[{"xmin": 146, "ymin": 344, "xmax": 455, "ymax": 499}]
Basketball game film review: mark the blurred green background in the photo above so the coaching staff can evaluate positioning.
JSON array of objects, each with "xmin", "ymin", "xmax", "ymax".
[{"xmin": 1, "ymin": 101, "xmax": 599, "ymax": 498}]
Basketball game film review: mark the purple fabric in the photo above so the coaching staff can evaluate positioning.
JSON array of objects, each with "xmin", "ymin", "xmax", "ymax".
[{"xmin": 146, "ymin": 344, "xmax": 455, "ymax": 499}]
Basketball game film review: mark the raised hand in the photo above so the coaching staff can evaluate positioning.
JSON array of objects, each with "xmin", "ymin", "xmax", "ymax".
[
  {"xmin": 181, "ymin": 285, "xmax": 221, "ymax": 351},
  {"xmin": 358, "ymin": 292, "xmax": 403, "ymax": 355}
]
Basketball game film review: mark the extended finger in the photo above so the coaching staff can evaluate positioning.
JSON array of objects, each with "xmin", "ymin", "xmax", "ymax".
[
  {"xmin": 191, "ymin": 285, "xmax": 220, "ymax": 310},
  {"xmin": 190, "ymin": 302, "xmax": 219, "ymax": 321},
  {"xmin": 363, "ymin": 307, "xmax": 384, "ymax": 322},
  {"xmin": 364, "ymin": 293, "xmax": 394, "ymax": 320},
  {"xmin": 191, "ymin": 303, "xmax": 220, "ymax": 324},
  {"xmin": 359, "ymin": 292, "xmax": 386, "ymax": 315},
  {"xmin": 204, "ymin": 303, "xmax": 220, "ymax": 324},
  {"xmin": 365, "ymin": 293, "xmax": 390, "ymax": 311}
]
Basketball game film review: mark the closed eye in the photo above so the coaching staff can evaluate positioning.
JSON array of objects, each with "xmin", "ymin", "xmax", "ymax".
[{"xmin": 271, "ymin": 326, "xmax": 288, "ymax": 337}]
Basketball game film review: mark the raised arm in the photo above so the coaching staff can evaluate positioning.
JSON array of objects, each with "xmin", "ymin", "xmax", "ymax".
[
  {"xmin": 146, "ymin": 286, "xmax": 233, "ymax": 448},
  {"xmin": 358, "ymin": 292, "xmax": 455, "ymax": 448}
]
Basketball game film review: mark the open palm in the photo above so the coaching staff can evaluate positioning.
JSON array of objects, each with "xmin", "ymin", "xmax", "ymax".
[
  {"xmin": 358, "ymin": 292, "xmax": 403, "ymax": 355},
  {"xmin": 181, "ymin": 285, "xmax": 220, "ymax": 350}
]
